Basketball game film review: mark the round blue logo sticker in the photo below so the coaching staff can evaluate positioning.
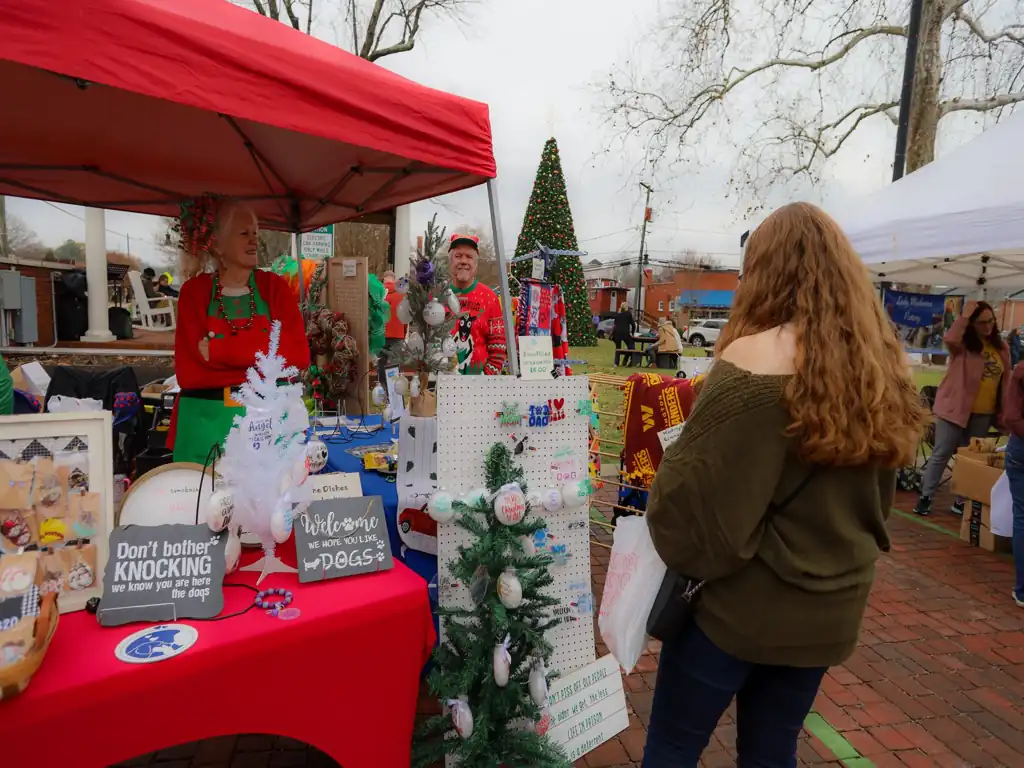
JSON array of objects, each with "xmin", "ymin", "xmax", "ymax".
[{"xmin": 114, "ymin": 624, "xmax": 199, "ymax": 664}]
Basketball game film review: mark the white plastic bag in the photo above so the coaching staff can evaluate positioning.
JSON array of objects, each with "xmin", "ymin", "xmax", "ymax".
[
  {"xmin": 47, "ymin": 396, "xmax": 104, "ymax": 413},
  {"xmin": 598, "ymin": 515, "xmax": 668, "ymax": 672}
]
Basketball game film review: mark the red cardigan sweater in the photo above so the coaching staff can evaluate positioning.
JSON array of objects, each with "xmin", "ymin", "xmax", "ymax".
[{"xmin": 174, "ymin": 271, "xmax": 310, "ymax": 389}]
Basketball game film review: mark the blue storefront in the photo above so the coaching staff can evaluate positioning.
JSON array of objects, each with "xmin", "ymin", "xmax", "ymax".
[{"xmin": 674, "ymin": 289, "xmax": 735, "ymax": 318}]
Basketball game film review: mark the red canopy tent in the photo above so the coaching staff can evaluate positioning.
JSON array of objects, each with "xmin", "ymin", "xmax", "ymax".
[{"xmin": 0, "ymin": 0, "xmax": 496, "ymax": 230}]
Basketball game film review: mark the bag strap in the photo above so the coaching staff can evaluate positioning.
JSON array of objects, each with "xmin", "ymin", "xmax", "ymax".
[{"xmin": 772, "ymin": 466, "xmax": 818, "ymax": 512}]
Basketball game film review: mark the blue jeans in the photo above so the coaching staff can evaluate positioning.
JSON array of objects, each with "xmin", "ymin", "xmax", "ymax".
[
  {"xmin": 1003, "ymin": 436, "xmax": 1024, "ymax": 598},
  {"xmin": 643, "ymin": 622, "xmax": 827, "ymax": 768}
]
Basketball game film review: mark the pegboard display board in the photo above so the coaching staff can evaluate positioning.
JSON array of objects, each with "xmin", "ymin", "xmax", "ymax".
[{"xmin": 436, "ymin": 375, "xmax": 596, "ymax": 679}]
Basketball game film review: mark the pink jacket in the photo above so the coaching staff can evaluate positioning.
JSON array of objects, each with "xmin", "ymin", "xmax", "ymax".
[{"xmin": 932, "ymin": 315, "xmax": 1011, "ymax": 429}]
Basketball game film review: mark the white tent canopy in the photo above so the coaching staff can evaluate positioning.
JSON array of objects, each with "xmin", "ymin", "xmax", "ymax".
[{"xmin": 831, "ymin": 109, "xmax": 1024, "ymax": 289}]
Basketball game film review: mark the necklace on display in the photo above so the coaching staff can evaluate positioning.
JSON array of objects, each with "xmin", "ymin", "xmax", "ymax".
[{"xmin": 214, "ymin": 273, "xmax": 256, "ymax": 335}]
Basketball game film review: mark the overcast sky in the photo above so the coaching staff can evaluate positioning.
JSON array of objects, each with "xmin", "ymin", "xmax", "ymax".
[{"xmin": 5, "ymin": 0, "xmax": 975, "ymax": 271}]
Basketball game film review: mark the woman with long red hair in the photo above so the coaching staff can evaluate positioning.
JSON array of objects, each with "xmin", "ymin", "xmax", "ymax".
[{"xmin": 642, "ymin": 203, "xmax": 926, "ymax": 767}]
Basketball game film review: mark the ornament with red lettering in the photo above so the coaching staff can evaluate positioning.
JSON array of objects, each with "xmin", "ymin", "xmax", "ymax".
[
  {"xmin": 493, "ymin": 483, "xmax": 526, "ymax": 526},
  {"xmin": 547, "ymin": 398, "xmax": 566, "ymax": 422}
]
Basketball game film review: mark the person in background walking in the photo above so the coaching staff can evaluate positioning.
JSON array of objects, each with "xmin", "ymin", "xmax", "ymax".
[
  {"xmin": 1002, "ymin": 359, "xmax": 1024, "ymax": 607},
  {"xmin": 612, "ymin": 302, "xmax": 637, "ymax": 366},
  {"xmin": 1009, "ymin": 328, "xmax": 1022, "ymax": 369},
  {"xmin": 914, "ymin": 301, "xmax": 1010, "ymax": 517},
  {"xmin": 642, "ymin": 202, "xmax": 926, "ymax": 768}
]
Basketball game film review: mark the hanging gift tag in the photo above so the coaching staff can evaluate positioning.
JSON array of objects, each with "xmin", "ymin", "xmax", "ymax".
[{"xmin": 531, "ymin": 258, "xmax": 546, "ymax": 280}]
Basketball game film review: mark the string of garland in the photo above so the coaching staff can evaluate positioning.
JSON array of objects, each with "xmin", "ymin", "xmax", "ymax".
[{"xmin": 171, "ymin": 194, "xmax": 221, "ymax": 256}]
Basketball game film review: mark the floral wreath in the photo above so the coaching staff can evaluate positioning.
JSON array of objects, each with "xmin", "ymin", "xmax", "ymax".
[
  {"xmin": 171, "ymin": 195, "xmax": 222, "ymax": 256},
  {"xmin": 305, "ymin": 308, "xmax": 359, "ymax": 409}
]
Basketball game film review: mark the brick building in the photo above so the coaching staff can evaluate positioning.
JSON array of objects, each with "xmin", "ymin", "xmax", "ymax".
[
  {"xmin": 642, "ymin": 268, "xmax": 739, "ymax": 323},
  {"xmin": 586, "ymin": 278, "xmax": 627, "ymax": 316}
]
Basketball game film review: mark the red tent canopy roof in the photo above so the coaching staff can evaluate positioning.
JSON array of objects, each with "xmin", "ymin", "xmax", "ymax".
[{"xmin": 0, "ymin": 0, "xmax": 496, "ymax": 230}]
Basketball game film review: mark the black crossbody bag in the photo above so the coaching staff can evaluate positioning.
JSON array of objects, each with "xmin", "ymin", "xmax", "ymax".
[{"xmin": 646, "ymin": 467, "xmax": 818, "ymax": 642}]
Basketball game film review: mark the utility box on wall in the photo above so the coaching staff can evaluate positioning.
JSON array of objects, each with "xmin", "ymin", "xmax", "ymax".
[{"xmin": 13, "ymin": 275, "xmax": 38, "ymax": 343}]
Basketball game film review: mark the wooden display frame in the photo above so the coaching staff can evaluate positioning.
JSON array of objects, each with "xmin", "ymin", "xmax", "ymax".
[
  {"xmin": 327, "ymin": 255, "xmax": 370, "ymax": 416},
  {"xmin": 0, "ymin": 412, "xmax": 115, "ymax": 614}
]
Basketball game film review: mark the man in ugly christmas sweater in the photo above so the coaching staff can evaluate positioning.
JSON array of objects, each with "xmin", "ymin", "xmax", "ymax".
[{"xmin": 448, "ymin": 234, "xmax": 506, "ymax": 375}]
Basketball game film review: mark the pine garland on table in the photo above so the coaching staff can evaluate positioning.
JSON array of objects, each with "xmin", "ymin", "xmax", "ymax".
[{"xmin": 413, "ymin": 443, "xmax": 570, "ymax": 768}]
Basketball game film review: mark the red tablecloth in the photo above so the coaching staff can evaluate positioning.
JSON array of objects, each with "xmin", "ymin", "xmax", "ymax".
[{"xmin": 0, "ymin": 541, "xmax": 435, "ymax": 768}]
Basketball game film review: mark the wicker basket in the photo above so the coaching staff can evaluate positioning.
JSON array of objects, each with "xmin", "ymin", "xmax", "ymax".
[{"xmin": 0, "ymin": 592, "xmax": 59, "ymax": 700}]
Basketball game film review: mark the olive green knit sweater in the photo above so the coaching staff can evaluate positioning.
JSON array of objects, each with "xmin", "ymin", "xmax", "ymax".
[{"xmin": 647, "ymin": 360, "xmax": 895, "ymax": 667}]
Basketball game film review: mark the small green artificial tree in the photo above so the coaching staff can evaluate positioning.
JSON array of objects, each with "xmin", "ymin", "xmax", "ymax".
[
  {"xmin": 512, "ymin": 138, "xmax": 597, "ymax": 347},
  {"xmin": 413, "ymin": 443, "xmax": 571, "ymax": 768},
  {"xmin": 384, "ymin": 214, "xmax": 459, "ymax": 380}
]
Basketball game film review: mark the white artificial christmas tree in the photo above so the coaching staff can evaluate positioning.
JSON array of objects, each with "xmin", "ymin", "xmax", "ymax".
[{"xmin": 217, "ymin": 320, "xmax": 313, "ymax": 583}]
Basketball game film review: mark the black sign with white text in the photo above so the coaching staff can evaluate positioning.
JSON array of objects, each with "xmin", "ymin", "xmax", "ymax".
[
  {"xmin": 99, "ymin": 524, "xmax": 227, "ymax": 627},
  {"xmin": 294, "ymin": 497, "xmax": 393, "ymax": 583}
]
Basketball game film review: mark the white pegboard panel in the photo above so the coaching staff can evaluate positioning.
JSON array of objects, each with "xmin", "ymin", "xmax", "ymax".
[{"xmin": 436, "ymin": 374, "xmax": 596, "ymax": 679}]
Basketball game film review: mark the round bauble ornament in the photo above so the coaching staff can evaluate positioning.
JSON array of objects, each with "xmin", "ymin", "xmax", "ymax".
[
  {"xmin": 305, "ymin": 438, "xmax": 328, "ymax": 474},
  {"xmin": 464, "ymin": 488, "xmax": 489, "ymax": 508},
  {"xmin": 395, "ymin": 275, "xmax": 410, "ymax": 294},
  {"xmin": 406, "ymin": 332, "xmax": 424, "ymax": 356},
  {"xmin": 447, "ymin": 292, "xmax": 461, "ymax": 315},
  {"xmin": 382, "ymin": 405, "xmax": 394, "ymax": 423},
  {"xmin": 493, "ymin": 483, "xmax": 527, "ymax": 526},
  {"xmin": 270, "ymin": 510, "xmax": 292, "ymax": 543},
  {"xmin": 469, "ymin": 565, "xmax": 490, "ymax": 606},
  {"xmin": 520, "ymin": 534, "xmax": 537, "ymax": 557},
  {"xmin": 561, "ymin": 480, "xmax": 589, "ymax": 508},
  {"xmin": 541, "ymin": 487, "xmax": 564, "ymax": 513},
  {"xmin": 423, "ymin": 300, "xmax": 445, "ymax": 327},
  {"xmin": 441, "ymin": 337, "xmax": 457, "ymax": 357},
  {"xmin": 371, "ymin": 383, "xmax": 387, "ymax": 406},
  {"xmin": 493, "ymin": 635, "xmax": 512, "ymax": 688},
  {"xmin": 394, "ymin": 376, "xmax": 409, "ymax": 396},
  {"xmin": 396, "ymin": 299, "xmax": 413, "ymax": 324},
  {"xmin": 225, "ymin": 530, "xmax": 242, "ymax": 573},
  {"xmin": 497, "ymin": 568, "xmax": 523, "ymax": 609},
  {"xmin": 448, "ymin": 698, "xmax": 474, "ymax": 740},
  {"xmin": 427, "ymin": 491, "xmax": 455, "ymax": 524},
  {"xmin": 535, "ymin": 707, "xmax": 552, "ymax": 737},
  {"xmin": 529, "ymin": 658, "xmax": 549, "ymax": 707},
  {"xmin": 205, "ymin": 489, "xmax": 235, "ymax": 533},
  {"xmin": 409, "ymin": 376, "xmax": 421, "ymax": 397}
]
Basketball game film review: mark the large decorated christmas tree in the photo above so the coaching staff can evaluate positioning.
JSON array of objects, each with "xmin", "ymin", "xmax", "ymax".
[{"xmin": 513, "ymin": 139, "xmax": 596, "ymax": 347}]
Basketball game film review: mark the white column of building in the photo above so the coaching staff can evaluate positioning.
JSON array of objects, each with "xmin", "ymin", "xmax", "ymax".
[
  {"xmin": 81, "ymin": 207, "xmax": 115, "ymax": 342},
  {"xmin": 393, "ymin": 205, "xmax": 412, "ymax": 278}
]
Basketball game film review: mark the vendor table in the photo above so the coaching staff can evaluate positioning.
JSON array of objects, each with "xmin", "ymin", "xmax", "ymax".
[
  {"xmin": 614, "ymin": 336, "xmax": 655, "ymax": 367},
  {"xmin": 317, "ymin": 418, "xmax": 439, "ymax": 634},
  {"xmin": 0, "ymin": 540, "xmax": 434, "ymax": 768}
]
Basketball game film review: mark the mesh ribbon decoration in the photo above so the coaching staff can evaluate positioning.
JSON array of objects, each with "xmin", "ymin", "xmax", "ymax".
[
  {"xmin": 171, "ymin": 195, "xmax": 221, "ymax": 257},
  {"xmin": 305, "ymin": 308, "xmax": 359, "ymax": 409},
  {"xmin": 367, "ymin": 274, "xmax": 389, "ymax": 357}
]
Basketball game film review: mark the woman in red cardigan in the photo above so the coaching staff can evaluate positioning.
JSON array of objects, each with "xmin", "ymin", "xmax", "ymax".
[{"xmin": 169, "ymin": 201, "xmax": 310, "ymax": 465}]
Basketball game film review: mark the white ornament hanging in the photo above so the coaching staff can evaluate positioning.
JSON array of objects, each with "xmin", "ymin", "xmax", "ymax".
[
  {"xmin": 529, "ymin": 658, "xmax": 549, "ymax": 707},
  {"xmin": 305, "ymin": 438, "xmax": 328, "ymax": 474},
  {"xmin": 427, "ymin": 491, "xmax": 455, "ymax": 524},
  {"xmin": 270, "ymin": 509, "xmax": 292, "ymax": 543},
  {"xmin": 447, "ymin": 291, "xmax": 461, "ymax": 315},
  {"xmin": 526, "ymin": 490, "xmax": 543, "ymax": 512},
  {"xmin": 493, "ymin": 482, "xmax": 527, "ymax": 526},
  {"xmin": 447, "ymin": 698, "xmax": 474, "ymax": 740},
  {"xmin": 406, "ymin": 332, "xmax": 425, "ymax": 356},
  {"xmin": 205, "ymin": 489, "xmax": 235, "ymax": 533},
  {"xmin": 395, "ymin": 275, "xmax": 410, "ymax": 294},
  {"xmin": 371, "ymin": 383, "xmax": 387, "ymax": 406},
  {"xmin": 423, "ymin": 300, "xmax": 446, "ymax": 326},
  {"xmin": 409, "ymin": 376, "xmax": 421, "ymax": 397},
  {"xmin": 225, "ymin": 530, "xmax": 242, "ymax": 573},
  {"xmin": 382, "ymin": 405, "xmax": 394, "ymax": 423},
  {"xmin": 561, "ymin": 481, "xmax": 588, "ymax": 508},
  {"xmin": 541, "ymin": 487, "xmax": 564, "ymax": 513},
  {"xmin": 441, "ymin": 337, "xmax": 457, "ymax": 358},
  {"xmin": 464, "ymin": 488, "xmax": 489, "ymax": 508},
  {"xmin": 493, "ymin": 635, "xmax": 512, "ymax": 688},
  {"xmin": 520, "ymin": 534, "xmax": 537, "ymax": 557},
  {"xmin": 394, "ymin": 376, "xmax": 409, "ymax": 396},
  {"xmin": 497, "ymin": 568, "xmax": 523, "ymax": 609},
  {"xmin": 396, "ymin": 299, "xmax": 413, "ymax": 324}
]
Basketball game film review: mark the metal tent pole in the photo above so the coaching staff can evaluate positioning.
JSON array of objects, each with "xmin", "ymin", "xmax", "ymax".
[{"xmin": 487, "ymin": 178, "xmax": 519, "ymax": 376}]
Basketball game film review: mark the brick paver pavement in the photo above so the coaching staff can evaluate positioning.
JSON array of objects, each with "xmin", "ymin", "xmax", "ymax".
[{"xmin": 117, "ymin": 486, "xmax": 1024, "ymax": 768}]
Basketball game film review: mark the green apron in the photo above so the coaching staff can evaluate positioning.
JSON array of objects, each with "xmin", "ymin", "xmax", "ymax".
[{"xmin": 172, "ymin": 274, "xmax": 271, "ymax": 465}]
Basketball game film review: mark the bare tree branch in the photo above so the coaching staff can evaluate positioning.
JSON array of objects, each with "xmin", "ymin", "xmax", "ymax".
[
  {"xmin": 941, "ymin": 92, "xmax": 1024, "ymax": 114},
  {"xmin": 955, "ymin": 8, "xmax": 1024, "ymax": 45}
]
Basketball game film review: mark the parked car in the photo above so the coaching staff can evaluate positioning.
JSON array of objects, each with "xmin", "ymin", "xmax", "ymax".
[
  {"xmin": 682, "ymin": 319, "xmax": 727, "ymax": 347},
  {"xmin": 596, "ymin": 318, "xmax": 656, "ymax": 340}
]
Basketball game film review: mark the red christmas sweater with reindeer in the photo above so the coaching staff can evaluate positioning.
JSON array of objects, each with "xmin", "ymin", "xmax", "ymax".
[{"xmin": 450, "ymin": 280, "xmax": 506, "ymax": 375}]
